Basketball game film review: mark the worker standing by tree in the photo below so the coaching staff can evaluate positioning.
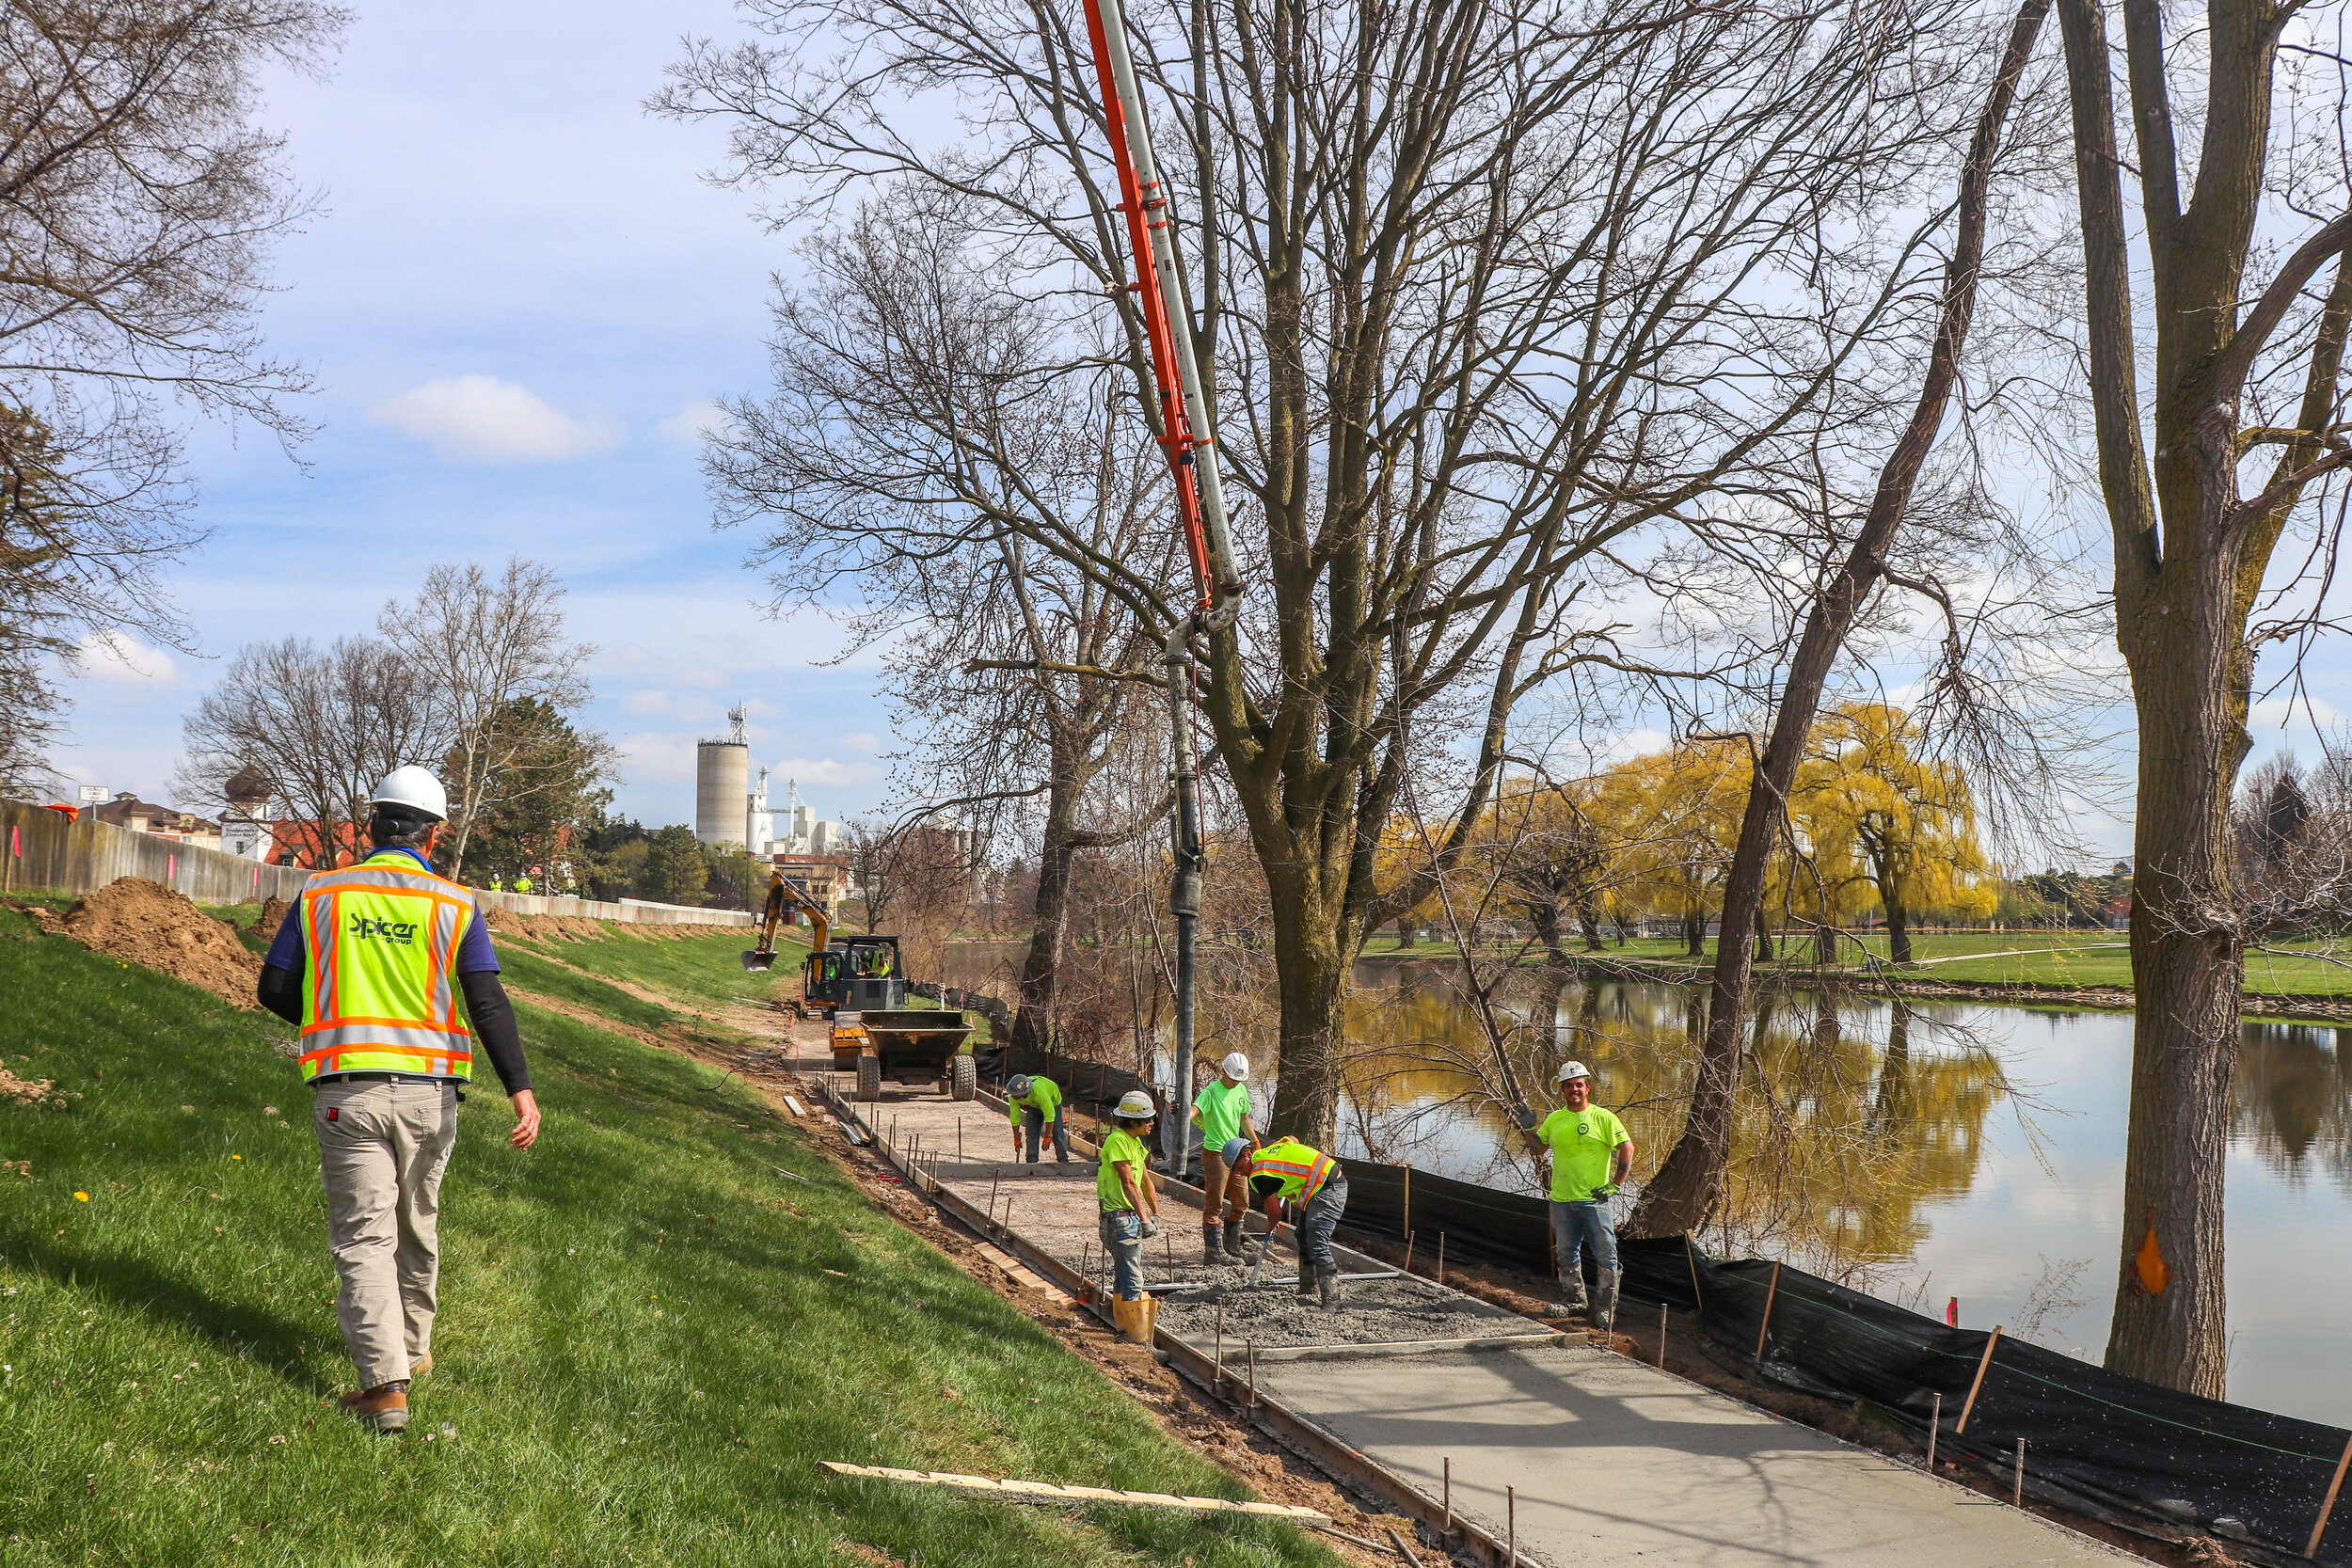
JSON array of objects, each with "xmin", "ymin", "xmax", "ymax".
[
  {"xmin": 1005, "ymin": 1073, "xmax": 1070, "ymax": 1164},
  {"xmin": 255, "ymin": 768, "xmax": 541, "ymax": 1433},
  {"xmin": 1098, "ymin": 1090, "xmax": 1162, "ymax": 1343},
  {"xmin": 1520, "ymin": 1061, "xmax": 1632, "ymax": 1332},
  {"xmin": 1190, "ymin": 1052, "xmax": 1259, "ymax": 1265},
  {"xmin": 1248, "ymin": 1136, "xmax": 1348, "ymax": 1310}
]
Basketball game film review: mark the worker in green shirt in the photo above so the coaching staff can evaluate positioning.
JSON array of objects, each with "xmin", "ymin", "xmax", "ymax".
[
  {"xmin": 1005, "ymin": 1074, "xmax": 1070, "ymax": 1164},
  {"xmin": 1190, "ymin": 1052, "xmax": 1260, "ymax": 1266},
  {"xmin": 1519, "ymin": 1060, "xmax": 1634, "ymax": 1331},
  {"xmin": 1097, "ymin": 1090, "xmax": 1163, "ymax": 1344}
]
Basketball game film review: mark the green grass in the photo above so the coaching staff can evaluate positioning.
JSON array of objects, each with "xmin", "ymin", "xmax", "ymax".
[
  {"xmin": 0, "ymin": 907, "xmax": 1335, "ymax": 1567},
  {"xmin": 1364, "ymin": 927, "xmax": 2352, "ymax": 998},
  {"xmin": 505, "ymin": 923, "xmax": 809, "ymax": 1015},
  {"xmin": 489, "ymin": 943, "xmax": 687, "ymax": 1035}
]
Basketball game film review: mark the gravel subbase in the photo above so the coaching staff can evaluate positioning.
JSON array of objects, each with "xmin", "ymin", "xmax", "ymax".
[{"xmin": 1061, "ymin": 1243, "xmax": 1545, "ymax": 1350}]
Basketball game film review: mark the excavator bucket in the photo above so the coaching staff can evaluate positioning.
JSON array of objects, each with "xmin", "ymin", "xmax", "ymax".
[{"xmin": 741, "ymin": 948, "xmax": 777, "ymax": 972}]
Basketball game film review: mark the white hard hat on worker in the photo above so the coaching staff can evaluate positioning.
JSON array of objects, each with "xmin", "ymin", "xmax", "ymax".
[
  {"xmin": 369, "ymin": 766, "xmax": 448, "ymax": 822},
  {"xmin": 1220, "ymin": 1053, "xmax": 1249, "ymax": 1081}
]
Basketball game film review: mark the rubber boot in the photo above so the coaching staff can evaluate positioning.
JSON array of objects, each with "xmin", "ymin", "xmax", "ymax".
[
  {"xmin": 1592, "ymin": 1268, "xmax": 1622, "ymax": 1335},
  {"xmin": 1141, "ymin": 1294, "xmax": 1160, "ymax": 1342},
  {"xmin": 1295, "ymin": 1255, "xmax": 1316, "ymax": 1298},
  {"xmin": 1113, "ymin": 1296, "xmax": 1148, "ymax": 1344},
  {"xmin": 1556, "ymin": 1270, "xmax": 1589, "ymax": 1318},
  {"xmin": 1316, "ymin": 1268, "xmax": 1340, "ymax": 1312},
  {"xmin": 1222, "ymin": 1222, "xmax": 1255, "ymax": 1266},
  {"xmin": 1201, "ymin": 1227, "xmax": 1229, "ymax": 1267}
]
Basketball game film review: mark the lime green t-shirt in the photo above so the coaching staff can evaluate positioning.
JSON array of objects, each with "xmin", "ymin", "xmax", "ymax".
[
  {"xmin": 1192, "ymin": 1077, "xmax": 1252, "ymax": 1150},
  {"xmin": 1535, "ymin": 1104, "xmax": 1629, "ymax": 1201},
  {"xmin": 1097, "ymin": 1128, "xmax": 1151, "ymax": 1212},
  {"xmin": 1009, "ymin": 1076, "xmax": 1062, "ymax": 1129}
]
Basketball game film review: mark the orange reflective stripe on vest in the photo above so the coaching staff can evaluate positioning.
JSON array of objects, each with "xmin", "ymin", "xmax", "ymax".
[
  {"xmin": 296, "ymin": 851, "xmax": 477, "ymax": 1083},
  {"xmin": 1251, "ymin": 1138, "xmax": 1333, "ymax": 1202}
]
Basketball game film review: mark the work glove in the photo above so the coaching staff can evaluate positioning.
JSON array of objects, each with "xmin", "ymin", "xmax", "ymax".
[
  {"xmin": 1137, "ymin": 1217, "xmax": 1161, "ymax": 1241},
  {"xmin": 1590, "ymin": 1183, "xmax": 1618, "ymax": 1202}
]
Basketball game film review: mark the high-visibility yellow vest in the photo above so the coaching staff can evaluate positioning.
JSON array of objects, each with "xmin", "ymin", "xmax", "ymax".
[
  {"xmin": 1250, "ymin": 1137, "xmax": 1335, "ymax": 1202},
  {"xmin": 296, "ymin": 849, "xmax": 479, "ymax": 1084}
]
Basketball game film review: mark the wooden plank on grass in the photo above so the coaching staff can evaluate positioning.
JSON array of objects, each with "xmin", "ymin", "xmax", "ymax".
[{"xmin": 819, "ymin": 1462, "xmax": 1327, "ymax": 1521}]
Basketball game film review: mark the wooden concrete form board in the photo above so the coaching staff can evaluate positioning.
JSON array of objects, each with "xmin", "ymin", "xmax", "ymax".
[{"xmin": 1263, "ymin": 1343, "xmax": 2137, "ymax": 1568}]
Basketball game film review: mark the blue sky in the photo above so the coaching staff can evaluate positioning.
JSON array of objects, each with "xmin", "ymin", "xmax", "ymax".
[
  {"xmin": 47, "ymin": 0, "xmax": 890, "ymax": 832},
  {"xmin": 38, "ymin": 0, "xmax": 2346, "ymax": 864}
]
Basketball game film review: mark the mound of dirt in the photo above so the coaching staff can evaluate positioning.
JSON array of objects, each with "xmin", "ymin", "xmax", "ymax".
[
  {"xmin": 256, "ymin": 896, "xmax": 292, "ymax": 941},
  {"xmin": 58, "ymin": 878, "xmax": 262, "ymax": 1009}
]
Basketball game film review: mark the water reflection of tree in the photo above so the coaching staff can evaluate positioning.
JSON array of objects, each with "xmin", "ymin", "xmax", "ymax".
[
  {"xmin": 1343, "ymin": 975, "xmax": 2010, "ymax": 1282},
  {"xmin": 2233, "ymin": 1022, "xmax": 2352, "ymax": 1193}
]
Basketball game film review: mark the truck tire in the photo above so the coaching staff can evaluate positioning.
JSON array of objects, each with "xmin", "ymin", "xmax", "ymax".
[
  {"xmin": 856, "ymin": 1054, "xmax": 882, "ymax": 1103},
  {"xmin": 950, "ymin": 1053, "xmax": 977, "ymax": 1102}
]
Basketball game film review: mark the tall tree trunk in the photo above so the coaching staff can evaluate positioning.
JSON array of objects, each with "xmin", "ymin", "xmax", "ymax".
[
  {"xmin": 1579, "ymin": 901, "xmax": 1605, "ymax": 952},
  {"xmin": 1886, "ymin": 897, "xmax": 1913, "ymax": 965},
  {"xmin": 1630, "ymin": 0, "xmax": 2047, "ymax": 1238},
  {"xmin": 1395, "ymin": 914, "xmax": 1416, "ymax": 949},
  {"xmin": 1755, "ymin": 924, "xmax": 1774, "ymax": 962},
  {"xmin": 1532, "ymin": 898, "xmax": 1568, "ymax": 968},
  {"xmin": 1683, "ymin": 911, "xmax": 1704, "ymax": 958},
  {"xmin": 1263, "ymin": 874, "xmax": 1353, "ymax": 1145},
  {"xmin": 2057, "ymin": 0, "xmax": 2352, "ymax": 1393},
  {"xmin": 1009, "ymin": 753, "xmax": 1084, "ymax": 1057}
]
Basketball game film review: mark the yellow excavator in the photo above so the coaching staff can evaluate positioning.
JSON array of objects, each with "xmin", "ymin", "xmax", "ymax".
[{"xmin": 742, "ymin": 868, "xmax": 829, "ymax": 973}]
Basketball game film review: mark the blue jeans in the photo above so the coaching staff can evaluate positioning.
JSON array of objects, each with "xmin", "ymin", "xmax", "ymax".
[
  {"xmin": 1296, "ymin": 1170, "xmax": 1348, "ymax": 1274},
  {"xmin": 1099, "ymin": 1209, "xmax": 1145, "ymax": 1300},
  {"xmin": 1550, "ymin": 1198, "xmax": 1617, "ymax": 1285},
  {"xmin": 1023, "ymin": 1107, "xmax": 1071, "ymax": 1164}
]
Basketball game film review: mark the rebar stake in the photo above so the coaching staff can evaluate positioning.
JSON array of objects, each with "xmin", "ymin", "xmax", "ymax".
[
  {"xmin": 1247, "ymin": 1340, "xmax": 1257, "ymax": 1411},
  {"xmin": 1659, "ymin": 1302, "xmax": 1669, "ymax": 1369},
  {"xmin": 1442, "ymin": 1456, "xmax": 1451, "ymax": 1536},
  {"xmin": 1507, "ymin": 1484, "xmax": 1517, "ymax": 1567},
  {"xmin": 1928, "ymin": 1392, "xmax": 1940, "ymax": 1472},
  {"xmin": 1438, "ymin": 1232, "xmax": 1446, "ymax": 1287},
  {"xmin": 2014, "ymin": 1438, "xmax": 2026, "ymax": 1507},
  {"xmin": 1214, "ymin": 1302, "xmax": 1225, "ymax": 1396}
]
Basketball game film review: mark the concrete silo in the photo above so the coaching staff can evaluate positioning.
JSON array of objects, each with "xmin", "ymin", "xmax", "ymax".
[{"xmin": 695, "ymin": 705, "xmax": 751, "ymax": 848}]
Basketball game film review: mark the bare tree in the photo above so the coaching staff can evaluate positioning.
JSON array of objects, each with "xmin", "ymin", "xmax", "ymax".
[
  {"xmin": 178, "ymin": 636, "xmax": 437, "ymax": 866},
  {"xmin": 376, "ymin": 559, "xmax": 598, "ymax": 879},
  {"xmin": 0, "ymin": 0, "xmax": 341, "ymax": 759},
  {"xmin": 662, "ymin": 0, "xmax": 2003, "ymax": 1143},
  {"xmin": 1632, "ymin": 0, "xmax": 2050, "ymax": 1238},
  {"xmin": 2055, "ymin": 0, "xmax": 2352, "ymax": 1395}
]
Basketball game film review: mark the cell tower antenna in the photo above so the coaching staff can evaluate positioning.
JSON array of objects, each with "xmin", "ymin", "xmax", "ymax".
[{"xmin": 725, "ymin": 704, "xmax": 747, "ymax": 746}]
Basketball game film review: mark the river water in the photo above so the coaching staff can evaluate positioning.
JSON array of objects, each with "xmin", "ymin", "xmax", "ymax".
[{"xmin": 1319, "ymin": 964, "xmax": 2352, "ymax": 1429}]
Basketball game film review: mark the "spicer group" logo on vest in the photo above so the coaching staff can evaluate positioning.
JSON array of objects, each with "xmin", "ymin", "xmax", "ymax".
[{"xmin": 347, "ymin": 912, "xmax": 420, "ymax": 945}]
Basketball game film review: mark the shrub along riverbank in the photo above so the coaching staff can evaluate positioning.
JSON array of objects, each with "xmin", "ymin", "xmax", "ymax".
[{"xmin": 0, "ymin": 897, "xmax": 1335, "ymax": 1568}]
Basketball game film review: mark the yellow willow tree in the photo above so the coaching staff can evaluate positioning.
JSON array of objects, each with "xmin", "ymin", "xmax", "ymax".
[
  {"xmin": 1599, "ymin": 740, "xmax": 1751, "ymax": 957},
  {"xmin": 1795, "ymin": 705, "xmax": 1997, "ymax": 962}
]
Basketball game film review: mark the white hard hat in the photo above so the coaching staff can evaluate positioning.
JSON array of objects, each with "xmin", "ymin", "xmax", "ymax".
[
  {"xmin": 1112, "ymin": 1089, "xmax": 1157, "ymax": 1120},
  {"xmin": 1557, "ymin": 1060, "xmax": 1592, "ymax": 1085},
  {"xmin": 369, "ymin": 766, "xmax": 448, "ymax": 821},
  {"xmin": 1220, "ymin": 1053, "xmax": 1250, "ymax": 1081},
  {"xmin": 1008, "ymin": 1075, "xmax": 1033, "ymax": 1099}
]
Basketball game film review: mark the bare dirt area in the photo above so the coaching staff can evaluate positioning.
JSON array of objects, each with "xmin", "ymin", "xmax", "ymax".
[{"xmin": 37, "ymin": 877, "xmax": 262, "ymax": 1008}]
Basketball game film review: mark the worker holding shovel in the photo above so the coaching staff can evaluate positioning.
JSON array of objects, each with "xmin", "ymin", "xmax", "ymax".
[
  {"xmin": 1098, "ymin": 1090, "xmax": 1163, "ymax": 1343},
  {"xmin": 1248, "ymin": 1137, "xmax": 1348, "ymax": 1310},
  {"xmin": 1521, "ymin": 1060, "xmax": 1633, "ymax": 1332}
]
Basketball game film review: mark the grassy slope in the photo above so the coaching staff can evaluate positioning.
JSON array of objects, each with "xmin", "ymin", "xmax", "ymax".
[{"xmin": 0, "ymin": 909, "xmax": 1333, "ymax": 1568}]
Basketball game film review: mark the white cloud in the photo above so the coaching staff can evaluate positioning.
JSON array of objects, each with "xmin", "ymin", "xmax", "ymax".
[
  {"xmin": 655, "ymin": 401, "xmax": 736, "ymax": 448},
  {"xmin": 772, "ymin": 756, "xmax": 886, "ymax": 788},
  {"xmin": 840, "ymin": 732, "xmax": 881, "ymax": 752},
  {"xmin": 2249, "ymin": 696, "xmax": 2343, "ymax": 734},
  {"xmin": 73, "ymin": 632, "xmax": 178, "ymax": 684},
  {"xmin": 368, "ymin": 374, "xmax": 620, "ymax": 463}
]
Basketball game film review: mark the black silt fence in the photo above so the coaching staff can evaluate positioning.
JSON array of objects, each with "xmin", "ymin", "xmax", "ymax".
[
  {"xmin": 1614, "ymin": 1239, "xmax": 2352, "ymax": 1567},
  {"xmin": 1335, "ymin": 1162, "xmax": 1552, "ymax": 1274}
]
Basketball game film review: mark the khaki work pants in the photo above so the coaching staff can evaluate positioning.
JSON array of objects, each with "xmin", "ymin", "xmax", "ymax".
[
  {"xmin": 312, "ymin": 1079, "xmax": 459, "ymax": 1390},
  {"xmin": 1200, "ymin": 1145, "xmax": 1251, "ymax": 1226}
]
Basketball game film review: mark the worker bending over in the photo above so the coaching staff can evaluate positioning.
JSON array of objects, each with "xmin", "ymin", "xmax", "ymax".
[
  {"xmin": 1520, "ymin": 1060, "xmax": 1633, "ymax": 1332},
  {"xmin": 1097, "ymin": 1090, "xmax": 1163, "ymax": 1343},
  {"xmin": 1190, "ymin": 1052, "xmax": 1259, "ymax": 1265},
  {"xmin": 1005, "ymin": 1073, "xmax": 1070, "ymax": 1164},
  {"xmin": 256, "ymin": 768, "xmax": 540, "ymax": 1433},
  {"xmin": 1249, "ymin": 1136, "xmax": 1348, "ymax": 1310}
]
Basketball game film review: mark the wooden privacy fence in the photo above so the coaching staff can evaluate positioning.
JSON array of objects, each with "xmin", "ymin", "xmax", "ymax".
[{"xmin": 0, "ymin": 799, "xmax": 752, "ymax": 924}]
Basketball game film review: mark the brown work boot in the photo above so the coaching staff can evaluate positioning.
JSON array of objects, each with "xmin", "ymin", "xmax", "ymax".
[
  {"xmin": 409, "ymin": 1353, "xmax": 433, "ymax": 1379},
  {"xmin": 340, "ymin": 1381, "xmax": 409, "ymax": 1433}
]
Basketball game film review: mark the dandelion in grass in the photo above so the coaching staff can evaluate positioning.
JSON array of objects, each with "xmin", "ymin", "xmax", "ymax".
[{"xmin": 72, "ymin": 1191, "xmax": 87, "ymax": 1201}]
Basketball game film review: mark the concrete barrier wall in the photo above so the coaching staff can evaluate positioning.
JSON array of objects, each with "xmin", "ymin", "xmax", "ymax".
[{"xmin": 0, "ymin": 799, "xmax": 755, "ymax": 925}]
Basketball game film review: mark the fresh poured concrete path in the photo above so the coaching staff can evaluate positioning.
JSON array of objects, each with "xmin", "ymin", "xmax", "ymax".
[{"xmin": 826, "ymin": 1074, "xmax": 2133, "ymax": 1567}]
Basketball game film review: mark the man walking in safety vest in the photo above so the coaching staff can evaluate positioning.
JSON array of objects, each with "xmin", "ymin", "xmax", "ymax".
[
  {"xmin": 1190, "ymin": 1052, "xmax": 1259, "ymax": 1266},
  {"xmin": 1006, "ymin": 1073, "xmax": 1070, "ymax": 1164},
  {"xmin": 1248, "ymin": 1136, "xmax": 1348, "ymax": 1309},
  {"xmin": 1520, "ymin": 1060, "xmax": 1633, "ymax": 1331},
  {"xmin": 256, "ymin": 767, "xmax": 539, "ymax": 1433},
  {"xmin": 1097, "ymin": 1090, "xmax": 1162, "ymax": 1343}
]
